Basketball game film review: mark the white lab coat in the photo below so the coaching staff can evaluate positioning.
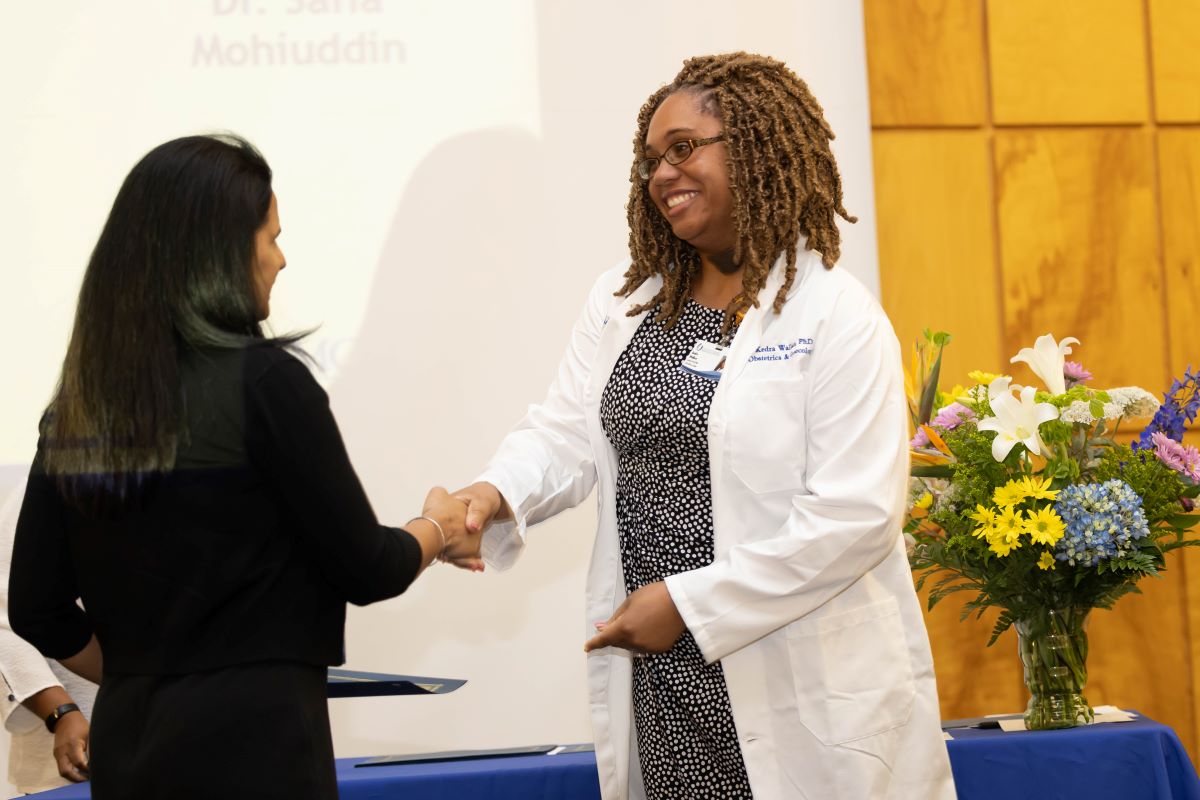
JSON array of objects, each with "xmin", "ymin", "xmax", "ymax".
[
  {"xmin": 0, "ymin": 476, "xmax": 98, "ymax": 795},
  {"xmin": 478, "ymin": 248, "xmax": 956, "ymax": 800}
]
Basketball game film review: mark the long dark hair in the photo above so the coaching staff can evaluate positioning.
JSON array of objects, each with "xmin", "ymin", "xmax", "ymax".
[{"xmin": 43, "ymin": 133, "xmax": 288, "ymax": 510}]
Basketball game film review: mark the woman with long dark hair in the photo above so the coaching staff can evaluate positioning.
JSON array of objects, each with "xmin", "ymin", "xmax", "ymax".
[{"xmin": 7, "ymin": 134, "xmax": 472, "ymax": 798}]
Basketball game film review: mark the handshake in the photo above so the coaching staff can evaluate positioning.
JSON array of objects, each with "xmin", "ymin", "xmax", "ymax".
[
  {"xmin": 415, "ymin": 481, "xmax": 687, "ymax": 655},
  {"xmin": 413, "ymin": 482, "xmax": 512, "ymax": 572}
]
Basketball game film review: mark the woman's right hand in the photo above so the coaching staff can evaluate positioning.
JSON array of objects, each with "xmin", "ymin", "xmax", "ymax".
[{"xmin": 437, "ymin": 482, "xmax": 512, "ymax": 572}]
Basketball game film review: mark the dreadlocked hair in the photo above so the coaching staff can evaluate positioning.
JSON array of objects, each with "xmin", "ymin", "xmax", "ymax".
[{"xmin": 619, "ymin": 52, "xmax": 856, "ymax": 334}]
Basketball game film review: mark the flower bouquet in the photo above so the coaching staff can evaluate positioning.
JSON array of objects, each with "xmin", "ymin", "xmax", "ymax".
[{"xmin": 905, "ymin": 330, "xmax": 1200, "ymax": 729}]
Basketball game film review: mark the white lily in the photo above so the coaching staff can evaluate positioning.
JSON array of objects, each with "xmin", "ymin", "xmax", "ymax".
[
  {"xmin": 977, "ymin": 385, "xmax": 1060, "ymax": 462},
  {"xmin": 1010, "ymin": 334, "xmax": 1080, "ymax": 395},
  {"xmin": 987, "ymin": 375, "xmax": 1014, "ymax": 407}
]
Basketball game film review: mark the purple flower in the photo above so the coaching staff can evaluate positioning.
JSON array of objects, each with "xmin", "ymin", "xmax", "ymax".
[
  {"xmin": 1063, "ymin": 361, "xmax": 1092, "ymax": 387},
  {"xmin": 1151, "ymin": 431, "xmax": 1200, "ymax": 482},
  {"xmin": 910, "ymin": 402, "xmax": 975, "ymax": 449},
  {"xmin": 932, "ymin": 402, "xmax": 975, "ymax": 431}
]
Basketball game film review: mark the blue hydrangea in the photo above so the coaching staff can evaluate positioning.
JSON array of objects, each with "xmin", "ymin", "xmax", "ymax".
[{"xmin": 1053, "ymin": 480, "xmax": 1150, "ymax": 567}]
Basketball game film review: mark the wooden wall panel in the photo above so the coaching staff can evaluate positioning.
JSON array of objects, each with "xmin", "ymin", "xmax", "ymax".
[
  {"xmin": 994, "ymin": 129, "xmax": 1167, "ymax": 392},
  {"xmin": 868, "ymin": 0, "xmax": 1200, "ymax": 763},
  {"xmin": 1088, "ymin": 569, "xmax": 1196, "ymax": 754},
  {"xmin": 1158, "ymin": 129, "xmax": 1200, "ymax": 376},
  {"xmin": 1149, "ymin": 0, "xmax": 1200, "ymax": 122},
  {"xmin": 864, "ymin": 0, "xmax": 987, "ymax": 127},
  {"xmin": 873, "ymin": 130, "xmax": 1002, "ymax": 389},
  {"xmin": 987, "ymin": 0, "xmax": 1149, "ymax": 124},
  {"xmin": 923, "ymin": 602, "xmax": 1026, "ymax": 721}
]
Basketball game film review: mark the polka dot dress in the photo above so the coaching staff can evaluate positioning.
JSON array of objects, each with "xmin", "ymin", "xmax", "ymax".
[{"xmin": 600, "ymin": 301, "xmax": 753, "ymax": 799}]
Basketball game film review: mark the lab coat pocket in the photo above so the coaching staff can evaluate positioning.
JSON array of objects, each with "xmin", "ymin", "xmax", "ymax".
[
  {"xmin": 726, "ymin": 378, "xmax": 806, "ymax": 494},
  {"xmin": 785, "ymin": 597, "xmax": 916, "ymax": 745}
]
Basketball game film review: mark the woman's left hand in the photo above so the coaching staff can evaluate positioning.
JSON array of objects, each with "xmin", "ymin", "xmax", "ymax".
[
  {"xmin": 584, "ymin": 581, "xmax": 686, "ymax": 654},
  {"xmin": 52, "ymin": 711, "xmax": 89, "ymax": 782}
]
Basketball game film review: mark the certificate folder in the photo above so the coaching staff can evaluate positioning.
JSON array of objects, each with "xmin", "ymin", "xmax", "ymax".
[
  {"xmin": 327, "ymin": 668, "xmax": 466, "ymax": 698},
  {"xmin": 941, "ymin": 713, "xmax": 1022, "ymax": 730},
  {"xmin": 356, "ymin": 743, "xmax": 596, "ymax": 768}
]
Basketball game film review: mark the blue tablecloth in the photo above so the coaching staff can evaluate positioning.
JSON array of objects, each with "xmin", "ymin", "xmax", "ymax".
[
  {"xmin": 19, "ymin": 751, "xmax": 602, "ymax": 800},
  {"xmin": 334, "ymin": 751, "xmax": 601, "ymax": 800},
  {"xmin": 21, "ymin": 713, "xmax": 1200, "ymax": 799},
  {"xmin": 947, "ymin": 714, "xmax": 1200, "ymax": 800}
]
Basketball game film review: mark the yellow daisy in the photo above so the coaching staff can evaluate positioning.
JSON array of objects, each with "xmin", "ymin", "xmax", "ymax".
[
  {"xmin": 989, "ymin": 538, "xmax": 1017, "ymax": 557},
  {"xmin": 1023, "ymin": 506, "xmax": 1066, "ymax": 546},
  {"xmin": 1037, "ymin": 551, "xmax": 1057, "ymax": 571},
  {"xmin": 993, "ymin": 480, "xmax": 1027, "ymax": 508},
  {"xmin": 914, "ymin": 492, "xmax": 933, "ymax": 510},
  {"xmin": 986, "ymin": 515, "xmax": 1023, "ymax": 557},
  {"xmin": 1021, "ymin": 475, "xmax": 1059, "ymax": 501},
  {"xmin": 992, "ymin": 506, "xmax": 1024, "ymax": 543},
  {"xmin": 941, "ymin": 384, "xmax": 971, "ymax": 404},
  {"xmin": 969, "ymin": 370, "xmax": 1005, "ymax": 385},
  {"xmin": 968, "ymin": 504, "xmax": 994, "ymax": 539}
]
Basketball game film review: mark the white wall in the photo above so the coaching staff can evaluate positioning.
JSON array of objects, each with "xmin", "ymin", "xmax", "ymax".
[{"xmin": 0, "ymin": 0, "xmax": 876, "ymax": 789}]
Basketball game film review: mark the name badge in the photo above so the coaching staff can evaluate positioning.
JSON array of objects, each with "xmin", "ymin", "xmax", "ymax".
[{"xmin": 680, "ymin": 340, "xmax": 729, "ymax": 381}]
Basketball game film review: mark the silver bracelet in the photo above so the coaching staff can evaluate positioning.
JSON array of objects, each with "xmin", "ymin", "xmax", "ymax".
[{"xmin": 409, "ymin": 515, "xmax": 447, "ymax": 557}]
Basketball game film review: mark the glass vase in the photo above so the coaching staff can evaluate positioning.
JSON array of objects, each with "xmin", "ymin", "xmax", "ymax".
[{"xmin": 1014, "ymin": 606, "xmax": 1094, "ymax": 730}]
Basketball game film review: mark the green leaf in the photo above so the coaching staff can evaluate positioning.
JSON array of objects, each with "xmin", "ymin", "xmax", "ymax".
[
  {"xmin": 988, "ymin": 610, "xmax": 1015, "ymax": 646},
  {"xmin": 1166, "ymin": 513, "xmax": 1200, "ymax": 529},
  {"xmin": 1090, "ymin": 400, "xmax": 1105, "ymax": 419},
  {"xmin": 918, "ymin": 348, "xmax": 944, "ymax": 425},
  {"xmin": 929, "ymin": 583, "xmax": 978, "ymax": 608},
  {"xmin": 911, "ymin": 465, "xmax": 954, "ymax": 478}
]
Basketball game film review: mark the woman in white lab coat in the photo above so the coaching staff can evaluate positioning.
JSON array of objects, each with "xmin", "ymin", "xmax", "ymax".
[{"xmin": 450, "ymin": 53, "xmax": 957, "ymax": 800}]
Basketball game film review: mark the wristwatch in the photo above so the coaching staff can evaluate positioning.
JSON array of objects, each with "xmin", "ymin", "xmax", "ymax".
[{"xmin": 45, "ymin": 703, "xmax": 80, "ymax": 733}]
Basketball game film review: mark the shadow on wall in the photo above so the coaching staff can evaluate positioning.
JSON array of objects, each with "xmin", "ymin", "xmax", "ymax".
[
  {"xmin": 325, "ymin": 3, "xmax": 682, "ymax": 647},
  {"xmin": 326, "ymin": 1, "xmax": 820, "ymax": 647},
  {"xmin": 329, "ymin": 124, "xmax": 583, "ymax": 647},
  {"xmin": 0, "ymin": 465, "xmax": 29, "ymax": 511}
]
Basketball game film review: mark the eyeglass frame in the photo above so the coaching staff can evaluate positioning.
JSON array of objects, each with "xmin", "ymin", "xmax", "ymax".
[{"xmin": 636, "ymin": 133, "xmax": 725, "ymax": 181}]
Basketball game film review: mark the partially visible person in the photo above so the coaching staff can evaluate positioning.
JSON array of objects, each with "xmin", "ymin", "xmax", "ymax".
[
  {"xmin": 8, "ymin": 134, "xmax": 476, "ymax": 799},
  {"xmin": 1, "ymin": 476, "xmax": 96, "ymax": 793},
  {"xmin": 447, "ymin": 53, "xmax": 956, "ymax": 799}
]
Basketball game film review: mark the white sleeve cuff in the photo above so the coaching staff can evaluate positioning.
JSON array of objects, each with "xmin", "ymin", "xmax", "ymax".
[
  {"xmin": 475, "ymin": 471, "xmax": 528, "ymax": 571},
  {"xmin": 664, "ymin": 573, "xmax": 720, "ymax": 665}
]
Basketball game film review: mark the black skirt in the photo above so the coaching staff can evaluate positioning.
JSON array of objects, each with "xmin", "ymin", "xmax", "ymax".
[{"xmin": 89, "ymin": 660, "xmax": 336, "ymax": 800}]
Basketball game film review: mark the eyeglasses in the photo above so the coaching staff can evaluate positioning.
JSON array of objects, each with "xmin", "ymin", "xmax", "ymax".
[{"xmin": 636, "ymin": 134, "xmax": 725, "ymax": 181}]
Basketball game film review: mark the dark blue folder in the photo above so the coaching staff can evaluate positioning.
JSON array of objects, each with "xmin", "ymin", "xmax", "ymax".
[{"xmin": 327, "ymin": 668, "xmax": 466, "ymax": 698}]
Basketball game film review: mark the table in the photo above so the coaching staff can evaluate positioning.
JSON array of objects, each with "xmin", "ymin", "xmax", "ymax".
[
  {"xmin": 23, "ymin": 714, "xmax": 1200, "ymax": 800},
  {"xmin": 22, "ymin": 751, "xmax": 602, "ymax": 800},
  {"xmin": 946, "ymin": 714, "xmax": 1200, "ymax": 800}
]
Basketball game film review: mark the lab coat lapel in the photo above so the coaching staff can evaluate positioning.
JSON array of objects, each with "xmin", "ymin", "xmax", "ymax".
[
  {"xmin": 587, "ymin": 275, "xmax": 662, "ymax": 402},
  {"xmin": 721, "ymin": 257, "xmax": 787, "ymax": 386},
  {"xmin": 721, "ymin": 247, "xmax": 820, "ymax": 386}
]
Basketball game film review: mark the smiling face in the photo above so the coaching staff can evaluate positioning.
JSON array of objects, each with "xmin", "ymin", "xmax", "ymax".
[
  {"xmin": 643, "ymin": 91, "xmax": 736, "ymax": 259},
  {"xmin": 251, "ymin": 193, "xmax": 285, "ymax": 320}
]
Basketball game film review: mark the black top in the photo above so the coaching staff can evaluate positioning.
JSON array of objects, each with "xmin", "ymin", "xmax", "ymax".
[{"xmin": 8, "ymin": 344, "xmax": 422, "ymax": 676}]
